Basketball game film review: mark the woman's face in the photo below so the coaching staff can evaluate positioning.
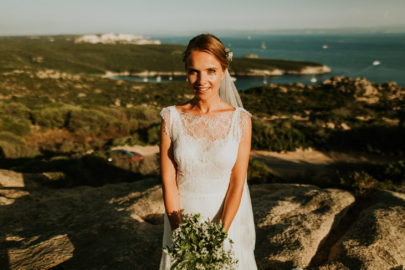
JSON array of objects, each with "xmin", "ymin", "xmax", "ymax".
[{"xmin": 186, "ymin": 50, "xmax": 226, "ymax": 101}]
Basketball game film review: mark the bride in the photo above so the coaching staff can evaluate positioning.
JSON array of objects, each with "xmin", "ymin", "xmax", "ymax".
[{"xmin": 159, "ymin": 34, "xmax": 257, "ymax": 269}]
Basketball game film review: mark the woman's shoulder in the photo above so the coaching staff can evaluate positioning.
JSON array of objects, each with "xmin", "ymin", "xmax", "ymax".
[
  {"xmin": 236, "ymin": 107, "xmax": 252, "ymax": 118},
  {"xmin": 159, "ymin": 105, "xmax": 177, "ymax": 121},
  {"xmin": 235, "ymin": 107, "xmax": 252, "ymax": 134}
]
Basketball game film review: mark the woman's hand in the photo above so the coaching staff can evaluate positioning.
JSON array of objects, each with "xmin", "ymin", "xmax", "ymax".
[{"xmin": 168, "ymin": 210, "xmax": 182, "ymax": 231}]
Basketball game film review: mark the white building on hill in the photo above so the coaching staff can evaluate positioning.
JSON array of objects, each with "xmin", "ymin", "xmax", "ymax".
[{"xmin": 75, "ymin": 33, "xmax": 161, "ymax": 45}]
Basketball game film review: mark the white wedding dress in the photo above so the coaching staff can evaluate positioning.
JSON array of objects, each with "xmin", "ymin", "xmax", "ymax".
[{"xmin": 159, "ymin": 105, "xmax": 257, "ymax": 270}]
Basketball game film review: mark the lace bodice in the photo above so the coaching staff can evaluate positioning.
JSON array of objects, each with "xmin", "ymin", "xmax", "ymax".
[{"xmin": 160, "ymin": 106, "xmax": 251, "ymax": 196}]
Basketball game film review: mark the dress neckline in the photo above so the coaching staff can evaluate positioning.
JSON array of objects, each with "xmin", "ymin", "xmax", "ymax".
[
  {"xmin": 172, "ymin": 105, "xmax": 239, "ymax": 142},
  {"xmin": 174, "ymin": 106, "xmax": 237, "ymax": 117}
]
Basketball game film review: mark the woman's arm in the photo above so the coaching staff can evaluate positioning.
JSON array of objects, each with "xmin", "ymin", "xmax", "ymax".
[
  {"xmin": 160, "ymin": 118, "xmax": 181, "ymax": 231},
  {"xmin": 221, "ymin": 113, "xmax": 252, "ymax": 233}
]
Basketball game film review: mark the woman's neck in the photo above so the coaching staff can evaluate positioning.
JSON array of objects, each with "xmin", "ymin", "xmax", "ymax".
[{"xmin": 191, "ymin": 95, "xmax": 222, "ymax": 114}]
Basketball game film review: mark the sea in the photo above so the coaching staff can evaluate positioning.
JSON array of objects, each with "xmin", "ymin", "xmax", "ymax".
[{"xmin": 125, "ymin": 33, "xmax": 405, "ymax": 90}]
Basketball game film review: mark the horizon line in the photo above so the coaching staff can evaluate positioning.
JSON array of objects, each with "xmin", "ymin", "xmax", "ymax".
[{"xmin": 1, "ymin": 25, "xmax": 405, "ymax": 37}]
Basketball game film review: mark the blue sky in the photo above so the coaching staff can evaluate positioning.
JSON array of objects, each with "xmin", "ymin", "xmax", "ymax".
[{"xmin": 1, "ymin": 0, "xmax": 405, "ymax": 35}]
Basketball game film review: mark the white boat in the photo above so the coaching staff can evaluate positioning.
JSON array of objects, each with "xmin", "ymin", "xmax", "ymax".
[
  {"xmin": 322, "ymin": 44, "xmax": 328, "ymax": 49},
  {"xmin": 372, "ymin": 60, "xmax": 381, "ymax": 66},
  {"xmin": 143, "ymin": 77, "xmax": 148, "ymax": 82},
  {"xmin": 156, "ymin": 75, "xmax": 162, "ymax": 82},
  {"xmin": 261, "ymin": 42, "xmax": 267, "ymax": 50},
  {"xmin": 310, "ymin": 77, "xmax": 317, "ymax": 83}
]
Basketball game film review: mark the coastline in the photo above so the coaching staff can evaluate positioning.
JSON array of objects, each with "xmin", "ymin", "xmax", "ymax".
[{"xmin": 102, "ymin": 64, "xmax": 331, "ymax": 79}]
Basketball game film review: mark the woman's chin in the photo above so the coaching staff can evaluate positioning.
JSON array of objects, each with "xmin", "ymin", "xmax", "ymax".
[{"xmin": 193, "ymin": 90, "xmax": 210, "ymax": 98}]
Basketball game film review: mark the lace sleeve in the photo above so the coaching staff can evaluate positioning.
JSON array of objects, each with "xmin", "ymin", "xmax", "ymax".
[
  {"xmin": 239, "ymin": 108, "xmax": 252, "ymax": 141},
  {"xmin": 160, "ymin": 107, "xmax": 172, "ymax": 138}
]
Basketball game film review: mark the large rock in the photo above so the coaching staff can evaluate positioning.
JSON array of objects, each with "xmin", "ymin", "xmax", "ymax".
[
  {"xmin": 1, "ymin": 173, "xmax": 404, "ymax": 270},
  {"xmin": 0, "ymin": 169, "xmax": 66, "ymax": 189},
  {"xmin": 324, "ymin": 190, "xmax": 405, "ymax": 270},
  {"xmin": 322, "ymin": 76, "xmax": 380, "ymax": 104},
  {"xmin": 0, "ymin": 169, "xmax": 25, "ymax": 188},
  {"xmin": 0, "ymin": 177, "xmax": 164, "ymax": 270},
  {"xmin": 251, "ymin": 183, "xmax": 355, "ymax": 269}
]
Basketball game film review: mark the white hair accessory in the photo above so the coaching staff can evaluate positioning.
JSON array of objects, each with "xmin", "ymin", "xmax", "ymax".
[{"xmin": 225, "ymin": 48, "xmax": 233, "ymax": 63}]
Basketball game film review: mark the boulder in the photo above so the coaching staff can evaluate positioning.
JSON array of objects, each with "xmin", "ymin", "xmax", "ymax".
[
  {"xmin": 0, "ymin": 170, "xmax": 66, "ymax": 189},
  {"xmin": 251, "ymin": 183, "xmax": 355, "ymax": 270},
  {"xmin": 0, "ymin": 169, "xmax": 25, "ymax": 187},
  {"xmin": 0, "ymin": 177, "xmax": 164, "ymax": 270},
  {"xmin": 1, "ymin": 174, "xmax": 404, "ymax": 270},
  {"xmin": 325, "ymin": 190, "xmax": 405, "ymax": 270}
]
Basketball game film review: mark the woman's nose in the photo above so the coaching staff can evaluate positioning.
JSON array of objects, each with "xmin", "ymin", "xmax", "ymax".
[{"xmin": 197, "ymin": 72, "xmax": 208, "ymax": 84}]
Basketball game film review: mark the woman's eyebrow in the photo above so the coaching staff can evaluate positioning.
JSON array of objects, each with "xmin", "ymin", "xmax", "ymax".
[{"xmin": 187, "ymin": 66, "xmax": 217, "ymax": 71}]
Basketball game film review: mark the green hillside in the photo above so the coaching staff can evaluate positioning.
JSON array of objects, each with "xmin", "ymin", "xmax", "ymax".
[
  {"xmin": 0, "ymin": 35, "xmax": 324, "ymax": 75},
  {"xmin": 0, "ymin": 35, "xmax": 403, "ymax": 192}
]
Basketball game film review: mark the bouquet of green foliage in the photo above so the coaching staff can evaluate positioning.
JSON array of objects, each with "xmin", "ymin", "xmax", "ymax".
[{"xmin": 164, "ymin": 213, "xmax": 238, "ymax": 270}]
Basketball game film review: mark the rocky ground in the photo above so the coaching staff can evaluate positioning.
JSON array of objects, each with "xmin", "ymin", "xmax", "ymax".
[{"xmin": 1, "ymin": 165, "xmax": 404, "ymax": 270}]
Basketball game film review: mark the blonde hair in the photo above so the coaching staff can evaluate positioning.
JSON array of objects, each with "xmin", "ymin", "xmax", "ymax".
[{"xmin": 183, "ymin": 34, "xmax": 229, "ymax": 70}]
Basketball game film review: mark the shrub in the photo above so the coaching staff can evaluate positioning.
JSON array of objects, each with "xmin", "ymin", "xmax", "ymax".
[
  {"xmin": 384, "ymin": 160, "xmax": 405, "ymax": 185},
  {"xmin": 251, "ymin": 118, "xmax": 310, "ymax": 151},
  {"xmin": 324, "ymin": 125, "xmax": 405, "ymax": 154},
  {"xmin": 333, "ymin": 161, "xmax": 405, "ymax": 194},
  {"xmin": 339, "ymin": 171, "xmax": 379, "ymax": 196},
  {"xmin": 31, "ymin": 104, "xmax": 80, "ymax": 129},
  {"xmin": 248, "ymin": 159, "xmax": 275, "ymax": 182},
  {"xmin": 67, "ymin": 108, "xmax": 117, "ymax": 133},
  {"xmin": 147, "ymin": 125, "xmax": 161, "ymax": 145},
  {"xmin": 125, "ymin": 106, "xmax": 161, "ymax": 129},
  {"xmin": 0, "ymin": 102, "xmax": 31, "ymax": 119},
  {"xmin": 0, "ymin": 131, "xmax": 39, "ymax": 158},
  {"xmin": 0, "ymin": 115, "xmax": 31, "ymax": 136}
]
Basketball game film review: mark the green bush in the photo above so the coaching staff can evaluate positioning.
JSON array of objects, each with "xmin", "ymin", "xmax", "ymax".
[
  {"xmin": 339, "ymin": 171, "xmax": 379, "ymax": 196},
  {"xmin": 111, "ymin": 133, "xmax": 144, "ymax": 147},
  {"xmin": 251, "ymin": 118, "xmax": 310, "ymax": 151},
  {"xmin": 147, "ymin": 125, "xmax": 161, "ymax": 145},
  {"xmin": 384, "ymin": 160, "xmax": 405, "ymax": 185},
  {"xmin": 0, "ymin": 131, "xmax": 39, "ymax": 158},
  {"xmin": 0, "ymin": 102, "xmax": 31, "ymax": 119},
  {"xmin": 67, "ymin": 108, "xmax": 117, "ymax": 133},
  {"xmin": 31, "ymin": 104, "xmax": 80, "ymax": 129},
  {"xmin": 125, "ymin": 106, "xmax": 161, "ymax": 129},
  {"xmin": 324, "ymin": 125, "xmax": 405, "ymax": 154},
  {"xmin": 333, "ymin": 161, "xmax": 405, "ymax": 194},
  {"xmin": 248, "ymin": 159, "xmax": 275, "ymax": 182},
  {"xmin": 0, "ymin": 115, "xmax": 31, "ymax": 136}
]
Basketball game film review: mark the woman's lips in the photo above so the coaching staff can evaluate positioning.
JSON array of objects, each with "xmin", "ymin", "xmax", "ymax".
[{"xmin": 194, "ymin": 86, "xmax": 210, "ymax": 92}]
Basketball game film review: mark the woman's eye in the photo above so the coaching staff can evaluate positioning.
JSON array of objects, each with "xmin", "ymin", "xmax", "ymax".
[{"xmin": 208, "ymin": 69, "xmax": 216, "ymax": 74}]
